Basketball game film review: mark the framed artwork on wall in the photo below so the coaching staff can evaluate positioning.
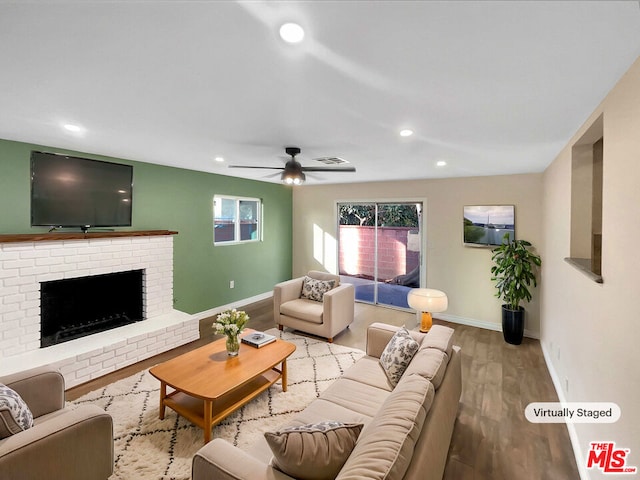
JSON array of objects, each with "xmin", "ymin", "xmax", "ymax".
[{"xmin": 463, "ymin": 205, "xmax": 515, "ymax": 247}]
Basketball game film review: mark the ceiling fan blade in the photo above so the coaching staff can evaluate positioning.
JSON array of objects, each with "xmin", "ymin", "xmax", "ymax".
[
  {"xmin": 263, "ymin": 171, "xmax": 284, "ymax": 179},
  {"xmin": 300, "ymin": 166, "xmax": 356, "ymax": 173},
  {"xmin": 228, "ymin": 165, "xmax": 285, "ymax": 170}
]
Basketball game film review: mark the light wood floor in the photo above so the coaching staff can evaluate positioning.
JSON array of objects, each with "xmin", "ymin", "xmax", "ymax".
[{"xmin": 67, "ymin": 298, "xmax": 580, "ymax": 480}]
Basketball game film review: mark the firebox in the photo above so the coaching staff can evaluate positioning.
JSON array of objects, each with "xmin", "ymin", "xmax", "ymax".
[{"xmin": 40, "ymin": 270, "xmax": 144, "ymax": 347}]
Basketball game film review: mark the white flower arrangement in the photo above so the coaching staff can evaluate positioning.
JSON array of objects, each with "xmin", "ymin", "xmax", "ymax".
[{"xmin": 213, "ymin": 309, "xmax": 249, "ymax": 337}]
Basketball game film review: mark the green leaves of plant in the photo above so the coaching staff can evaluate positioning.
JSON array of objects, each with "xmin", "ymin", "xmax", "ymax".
[{"xmin": 491, "ymin": 233, "xmax": 542, "ymax": 310}]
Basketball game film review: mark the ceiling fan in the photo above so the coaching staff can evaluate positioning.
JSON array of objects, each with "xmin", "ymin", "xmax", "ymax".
[{"xmin": 228, "ymin": 146, "xmax": 356, "ymax": 185}]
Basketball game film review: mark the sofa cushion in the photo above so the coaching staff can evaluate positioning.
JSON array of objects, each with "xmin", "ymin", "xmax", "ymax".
[
  {"xmin": 319, "ymin": 378, "xmax": 392, "ymax": 418},
  {"xmin": 336, "ymin": 374, "xmax": 435, "ymax": 480},
  {"xmin": 0, "ymin": 384, "xmax": 34, "ymax": 439},
  {"xmin": 403, "ymin": 347, "xmax": 449, "ymax": 389},
  {"xmin": 280, "ymin": 298, "xmax": 324, "ymax": 324},
  {"xmin": 379, "ymin": 327, "xmax": 419, "ymax": 386},
  {"xmin": 265, "ymin": 421, "xmax": 363, "ymax": 480},
  {"xmin": 289, "ymin": 398, "xmax": 374, "ymax": 430},
  {"xmin": 341, "ymin": 356, "xmax": 394, "ymax": 392},
  {"xmin": 301, "ymin": 276, "xmax": 336, "ymax": 302}
]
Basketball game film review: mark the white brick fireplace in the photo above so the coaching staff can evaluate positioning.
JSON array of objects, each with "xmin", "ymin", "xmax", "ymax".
[{"xmin": 0, "ymin": 231, "xmax": 199, "ymax": 387}]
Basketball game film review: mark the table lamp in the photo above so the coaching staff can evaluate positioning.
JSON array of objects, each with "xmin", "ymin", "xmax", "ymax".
[{"xmin": 407, "ymin": 288, "xmax": 448, "ymax": 332}]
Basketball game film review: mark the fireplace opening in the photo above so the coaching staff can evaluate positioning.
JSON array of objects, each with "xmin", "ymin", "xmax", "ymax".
[{"xmin": 40, "ymin": 270, "xmax": 144, "ymax": 347}]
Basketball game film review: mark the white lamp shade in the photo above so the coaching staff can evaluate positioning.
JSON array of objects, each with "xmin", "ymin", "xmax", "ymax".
[{"xmin": 407, "ymin": 288, "xmax": 448, "ymax": 313}]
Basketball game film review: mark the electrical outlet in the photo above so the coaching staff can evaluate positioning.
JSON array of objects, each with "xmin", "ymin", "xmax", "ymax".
[{"xmin": 229, "ymin": 280, "xmax": 235, "ymax": 289}]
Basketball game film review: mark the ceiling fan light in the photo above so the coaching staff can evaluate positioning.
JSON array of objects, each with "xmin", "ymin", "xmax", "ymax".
[{"xmin": 281, "ymin": 169, "xmax": 305, "ymax": 185}]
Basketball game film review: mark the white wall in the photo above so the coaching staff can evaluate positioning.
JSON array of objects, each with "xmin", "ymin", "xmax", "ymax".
[
  {"xmin": 292, "ymin": 173, "xmax": 543, "ymax": 335},
  {"xmin": 542, "ymin": 56, "xmax": 640, "ymax": 479}
]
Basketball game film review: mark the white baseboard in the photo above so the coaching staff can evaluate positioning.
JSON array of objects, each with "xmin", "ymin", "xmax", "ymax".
[
  {"xmin": 540, "ymin": 342, "xmax": 590, "ymax": 480},
  {"xmin": 192, "ymin": 291, "xmax": 273, "ymax": 321},
  {"xmin": 436, "ymin": 312, "xmax": 540, "ymax": 339}
]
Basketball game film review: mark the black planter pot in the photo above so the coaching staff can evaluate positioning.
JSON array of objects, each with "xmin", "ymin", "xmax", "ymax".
[{"xmin": 502, "ymin": 305, "xmax": 524, "ymax": 345}]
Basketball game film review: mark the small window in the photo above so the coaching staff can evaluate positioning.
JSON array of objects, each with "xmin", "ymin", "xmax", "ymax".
[{"xmin": 214, "ymin": 195, "xmax": 261, "ymax": 245}]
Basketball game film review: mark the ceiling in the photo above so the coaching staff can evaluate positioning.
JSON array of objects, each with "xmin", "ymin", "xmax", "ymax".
[{"xmin": 1, "ymin": 1, "xmax": 640, "ymax": 186}]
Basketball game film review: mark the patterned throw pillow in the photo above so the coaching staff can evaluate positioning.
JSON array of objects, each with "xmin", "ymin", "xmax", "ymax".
[
  {"xmin": 264, "ymin": 421, "xmax": 363, "ymax": 480},
  {"xmin": 300, "ymin": 276, "xmax": 336, "ymax": 302},
  {"xmin": 379, "ymin": 327, "xmax": 420, "ymax": 387},
  {"xmin": 0, "ymin": 383, "xmax": 34, "ymax": 439}
]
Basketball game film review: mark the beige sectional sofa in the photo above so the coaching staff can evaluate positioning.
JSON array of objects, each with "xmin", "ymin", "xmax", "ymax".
[{"xmin": 192, "ymin": 322, "xmax": 462, "ymax": 480}]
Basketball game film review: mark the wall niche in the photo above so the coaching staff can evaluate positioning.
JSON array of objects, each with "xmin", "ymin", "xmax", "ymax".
[{"xmin": 566, "ymin": 114, "xmax": 603, "ymax": 283}]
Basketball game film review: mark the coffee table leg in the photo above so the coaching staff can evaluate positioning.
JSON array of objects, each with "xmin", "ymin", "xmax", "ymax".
[
  {"xmin": 281, "ymin": 359, "xmax": 288, "ymax": 392},
  {"xmin": 204, "ymin": 399, "xmax": 213, "ymax": 444},
  {"xmin": 159, "ymin": 381, "xmax": 167, "ymax": 419}
]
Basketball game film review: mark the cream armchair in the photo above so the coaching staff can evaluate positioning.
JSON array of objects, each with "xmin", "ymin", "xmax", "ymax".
[
  {"xmin": 0, "ymin": 366, "xmax": 114, "ymax": 480},
  {"xmin": 273, "ymin": 271, "xmax": 355, "ymax": 342}
]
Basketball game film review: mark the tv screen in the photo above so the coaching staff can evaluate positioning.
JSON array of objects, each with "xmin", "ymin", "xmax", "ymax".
[
  {"xmin": 463, "ymin": 205, "xmax": 515, "ymax": 247},
  {"xmin": 31, "ymin": 151, "xmax": 133, "ymax": 229}
]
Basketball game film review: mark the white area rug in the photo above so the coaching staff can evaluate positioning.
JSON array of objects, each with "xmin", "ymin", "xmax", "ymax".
[{"xmin": 70, "ymin": 329, "xmax": 364, "ymax": 479}]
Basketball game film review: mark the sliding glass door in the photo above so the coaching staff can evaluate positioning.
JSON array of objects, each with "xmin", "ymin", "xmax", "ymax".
[{"xmin": 338, "ymin": 202, "xmax": 422, "ymax": 308}]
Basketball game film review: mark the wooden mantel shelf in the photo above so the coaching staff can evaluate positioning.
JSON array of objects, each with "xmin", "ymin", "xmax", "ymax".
[{"xmin": 0, "ymin": 230, "xmax": 178, "ymax": 244}]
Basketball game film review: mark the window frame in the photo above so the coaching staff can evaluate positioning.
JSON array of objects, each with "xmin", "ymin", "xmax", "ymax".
[{"xmin": 213, "ymin": 194, "xmax": 262, "ymax": 245}]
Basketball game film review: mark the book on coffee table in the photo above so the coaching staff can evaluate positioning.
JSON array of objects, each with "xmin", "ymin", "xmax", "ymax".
[{"xmin": 242, "ymin": 331, "xmax": 276, "ymax": 348}]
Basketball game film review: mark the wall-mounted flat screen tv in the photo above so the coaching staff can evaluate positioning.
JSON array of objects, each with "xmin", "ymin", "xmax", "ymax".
[
  {"xmin": 463, "ymin": 205, "xmax": 515, "ymax": 247},
  {"xmin": 31, "ymin": 151, "xmax": 133, "ymax": 230}
]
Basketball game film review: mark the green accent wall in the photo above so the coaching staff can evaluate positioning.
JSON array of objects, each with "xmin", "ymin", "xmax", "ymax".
[{"xmin": 0, "ymin": 138, "xmax": 293, "ymax": 314}]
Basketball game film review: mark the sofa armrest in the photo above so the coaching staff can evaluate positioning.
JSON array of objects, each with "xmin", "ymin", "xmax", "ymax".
[
  {"xmin": 366, "ymin": 323, "xmax": 401, "ymax": 358},
  {"xmin": 322, "ymin": 283, "xmax": 355, "ymax": 328},
  {"xmin": 365, "ymin": 323, "xmax": 429, "ymax": 358},
  {"xmin": 192, "ymin": 438, "xmax": 294, "ymax": 480},
  {"xmin": 0, "ymin": 404, "xmax": 113, "ymax": 480},
  {"xmin": 0, "ymin": 366, "xmax": 65, "ymax": 418}
]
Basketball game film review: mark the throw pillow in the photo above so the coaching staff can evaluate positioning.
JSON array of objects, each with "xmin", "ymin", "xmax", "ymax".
[
  {"xmin": 0, "ymin": 383, "xmax": 34, "ymax": 439},
  {"xmin": 300, "ymin": 276, "xmax": 336, "ymax": 302},
  {"xmin": 379, "ymin": 327, "xmax": 420, "ymax": 386},
  {"xmin": 264, "ymin": 421, "xmax": 363, "ymax": 480}
]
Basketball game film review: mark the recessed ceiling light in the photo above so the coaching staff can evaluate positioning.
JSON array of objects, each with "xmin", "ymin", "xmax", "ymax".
[
  {"xmin": 279, "ymin": 23, "xmax": 305, "ymax": 44},
  {"xmin": 63, "ymin": 123, "xmax": 85, "ymax": 134},
  {"xmin": 399, "ymin": 129, "xmax": 413, "ymax": 137},
  {"xmin": 436, "ymin": 160, "xmax": 447, "ymax": 167},
  {"xmin": 215, "ymin": 157, "xmax": 224, "ymax": 162}
]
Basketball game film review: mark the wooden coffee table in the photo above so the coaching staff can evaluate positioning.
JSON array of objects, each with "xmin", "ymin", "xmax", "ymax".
[{"xmin": 149, "ymin": 330, "xmax": 296, "ymax": 443}]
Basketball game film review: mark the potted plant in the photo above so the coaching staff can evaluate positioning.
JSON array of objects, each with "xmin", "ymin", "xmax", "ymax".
[{"xmin": 490, "ymin": 233, "xmax": 542, "ymax": 344}]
